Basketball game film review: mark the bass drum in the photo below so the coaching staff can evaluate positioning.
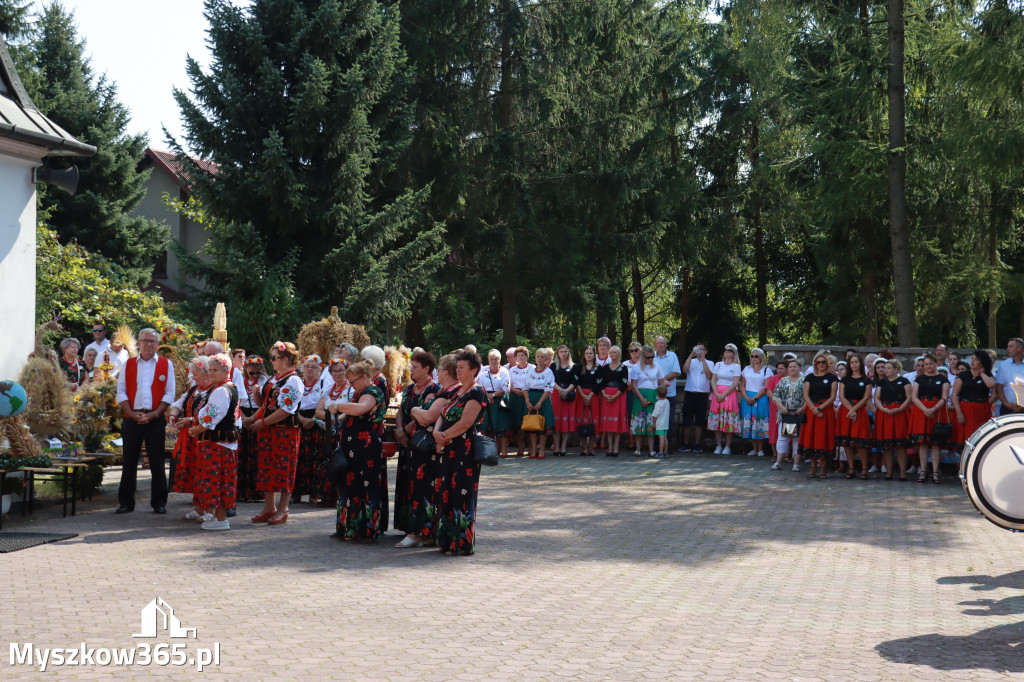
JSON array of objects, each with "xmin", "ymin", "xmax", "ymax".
[{"xmin": 959, "ymin": 413, "xmax": 1024, "ymax": 532}]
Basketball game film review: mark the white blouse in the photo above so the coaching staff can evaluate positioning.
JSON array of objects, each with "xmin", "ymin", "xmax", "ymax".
[
  {"xmin": 240, "ymin": 375, "xmax": 267, "ymax": 410},
  {"xmin": 269, "ymin": 374, "xmax": 303, "ymax": 414},
  {"xmin": 741, "ymin": 365, "xmax": 772, "ymax": 393},
  {"xmin": 299, "ymin": 378, "xmax": 325, "ymax": 410},
  {"xmin": 525, "ymin": 366, "xmax": 556, "ymax": 392},
  {"xmin": 481, "ymin": 366, "xmax": 511, "ymax": 395},
  {"xmin": 509, "ymin": 364, "xmax": 535, "ymax": 391},
  {"xmin": 632, "ymin": 363, "xmax": 665, "ymax": 390},
  {"xmin": 194, "ymin": 384, "xmax": 239, "ymax": 450},
  {"xmin": 713, "ymin": 361, "xmax": 742, "ymax": 388}
]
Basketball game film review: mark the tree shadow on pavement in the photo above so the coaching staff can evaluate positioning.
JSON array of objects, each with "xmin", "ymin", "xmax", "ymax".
[{"xmin": 875, "ymin": 570, "xmax": 1024, "ymax": 673}]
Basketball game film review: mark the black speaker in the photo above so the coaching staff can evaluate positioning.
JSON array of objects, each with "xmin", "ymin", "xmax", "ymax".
[{"xmin": 33, "ymin": 166, "xmax": 80, "ymax": 194}]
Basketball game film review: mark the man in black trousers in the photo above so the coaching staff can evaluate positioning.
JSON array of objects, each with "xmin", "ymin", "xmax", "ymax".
[{"xmin": 115, "ymin": 328, "xmax": 175, "ymax": 514}]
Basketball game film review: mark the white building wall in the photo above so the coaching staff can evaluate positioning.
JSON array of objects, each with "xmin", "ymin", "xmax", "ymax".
[{"xmin": 0, "ymin": 143, "xmax": 43, "ymax": 382}]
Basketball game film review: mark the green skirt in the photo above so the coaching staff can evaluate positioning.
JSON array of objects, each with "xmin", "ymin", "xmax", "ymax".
[
  {"xmin": 527, "ymin": 390, "xmax": 555, "ymax": 436},
  {"xmin": 509, "ymin": 392, "xmax": 527, "ymax": 431},
  {"xmin": 482, "ymin": 398, "xmax": 511, "ymax": 437}
]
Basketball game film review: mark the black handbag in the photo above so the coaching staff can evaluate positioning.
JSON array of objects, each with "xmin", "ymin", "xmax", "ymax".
[
  {"xmin": 410, "ymin": 428, "xmax": 435, "ymax": 457},
  {"xmin": 326, "ymin": 416, "xmax": 349, "ymax": 485},
  {"xmin": 780, "ymin": 412, "xmax": 806, "ymax": 425},
  {"xmin": 562, "ymin": 388, "xmax": 577, "ymax": 403},
  {"xmin": 932, "ymin": 422, "xmax": 953, "ymax": 441},
  {"xmin": 577, "ymin": 403, "xmax": 596, "ymax": 437},
  {"xmin": 486, "ymin": 374, "xmax": 512, "ymax": 412},
  {"xmin": 473, "ymin": 433, "xmax": 499, "ymax": 467}
]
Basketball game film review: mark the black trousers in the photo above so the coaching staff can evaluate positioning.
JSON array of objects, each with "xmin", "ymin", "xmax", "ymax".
[{"xmin": 119, "ymin": 416, "xmax": 168, "ymax": 510}]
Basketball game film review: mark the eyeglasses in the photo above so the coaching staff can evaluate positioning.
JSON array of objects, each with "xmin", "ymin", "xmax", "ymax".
[
  {"xmin": 270, "ymin": 355, "xmax": 282, "ymax": 361},
  {"xmin": 630, "ymin": 349, "xmax": 639, "ymax": 353},
  {"xmin": 644, "ymin": 355, "xmax": 654, "ymax": 360},
  {"xmin": 139, "ymin": 339, "xmax": 158, "ymax": 345},
  {"xmin": 91, "ymin": 328, "xmax": 104, "ymax": 333},
  {"xmin": 815, "ymin": 360, "xmax": 827, "ymax": 365}
]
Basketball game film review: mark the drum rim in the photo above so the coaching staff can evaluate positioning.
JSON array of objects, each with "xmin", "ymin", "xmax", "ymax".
[{"xmin": 961, "ymin": 422, "xmax": 1024, "ymax": 530}]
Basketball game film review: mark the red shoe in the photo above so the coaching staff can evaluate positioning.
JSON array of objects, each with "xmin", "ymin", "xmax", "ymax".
[
  {"xmin": 267, "ymin": 511, "xmax": 289, "ymax": 525},
  {"xmin": 252, "ymin": 509, "xmax": 277, "ymax": 523},
  {"xmin": 537, "ymin": 453, "xmax": 546, "ymax": 459}
]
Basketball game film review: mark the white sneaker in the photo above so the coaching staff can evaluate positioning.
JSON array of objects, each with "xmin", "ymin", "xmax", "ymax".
[
  {"xmin": 713, "ymin": 445, "xmax": 723, "ymax": 455},
  {"xmin": 747, "ymin": 450, "xmax": 756, "ymax": 456},
  {"xmin": 792, "ymin": 464, "xmax": 800, "ymax": 472},
  {"xmin": 770, "ymin": 462, "xmax": 781, "ymax": 470},
  {"xmin": 757, "ymin": 450, "xmax": 766, "ymax": 456},
  {"xmin": 201, "ymin": 519, "xmax": 229, "ymax": 531},
  {"xmin": 722, "ymin": 446, "xmax": 732, "ymax": 455},
  {"xmin": 907, "ymin": 465, "xmax": 917, "ymax": 474},
  {"xmin": 881, "ymin": 465, "xmax": 888, "ymax": 473},
  {"xmin": 868, "ymin": 465, "xmax": 879, "ymax": 473}
]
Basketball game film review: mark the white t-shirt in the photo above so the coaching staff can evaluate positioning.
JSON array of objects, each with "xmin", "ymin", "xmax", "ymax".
[
  {"xmin": 684, "ymin": 358, "xmax": 714, "ymax": 393},
  {"xmin": 525, "ymin": 366, "xmax": 555, "ymax": 392},
  {"xmin": 508, "ymin": 364, "xmax": 535, "ymax": 391},
  {"xmin": 651, "ymin": 399, "xmax": 670, "ymax": 431},
  {"xmin": 481, "ymin": 366, "xmax": 511, "ymax": 395},
  {"xmin": 712, "ymin": 361, "xmax": 741, "ymax": 388},
  {"xmin": 85, "ymin": 338, "xmax": 111, "ymax": 360},
  {"xmin": 632, "ymin": 363, "xmax": 665, "ymax": 390},
  {"xmin": 741, "ymin": 365, "xmax": 772, "ymax": 394}
]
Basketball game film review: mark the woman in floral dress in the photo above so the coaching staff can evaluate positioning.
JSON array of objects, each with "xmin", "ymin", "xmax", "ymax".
[
  {"xmin": 244, "ymin": 341, "xmax": 303, "ymax": 525},
  {"xmin": 315, "ymin": 360, "xmax": 353, "ymax": 507},
  {"xmin": 57, "ymin": 338, "xmax": 89, "ymax": 391},
  {"xmin": 167, "ymin": 357, "xmax": 210, "ymax": 520},
  {"xmin": 432, "ymin": 350, "xmax": 487, "ymax": 556},
  {"xmin": 332, "ymin": 361, "xmax": 388, "ymax": 541},
  {"xmin": 187, "ymin": 354, "xmax": 239, "ymax": 530},
  {"xmin": 293, "ymin": 355, "xmax": 327, "ymax": 502},
  {"xmin": 394, "ymin": 350, "xmax": 441, "ymax": 547}
]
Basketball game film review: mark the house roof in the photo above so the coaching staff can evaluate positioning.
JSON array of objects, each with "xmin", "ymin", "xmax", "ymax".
[
  {"xmin": 0, "ymin": 38, "xmax": 96, "ymax": 157},
  {"xmin": 144, "ymin": 148, "xmax": 219, "ymax": 191}
]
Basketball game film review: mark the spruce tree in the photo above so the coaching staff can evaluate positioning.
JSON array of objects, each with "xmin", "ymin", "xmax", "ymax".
[
  {"xmin": 173, "ymin": 0, "xmax": 445, "ymax": 328},
  {"xmin": 30, "ymin": 3, "xmax": 167, "ymax": 285}
]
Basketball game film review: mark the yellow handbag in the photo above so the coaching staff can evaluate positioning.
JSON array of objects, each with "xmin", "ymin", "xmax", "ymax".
[{"xmin": 521, "ymin": 409, "xmax": 546, "ymax": 432}]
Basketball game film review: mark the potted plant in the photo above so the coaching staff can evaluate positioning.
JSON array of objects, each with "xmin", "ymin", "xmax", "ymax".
[{"xmin": 1, "ymin": 476, "xmax": 24, "ymax": 515}]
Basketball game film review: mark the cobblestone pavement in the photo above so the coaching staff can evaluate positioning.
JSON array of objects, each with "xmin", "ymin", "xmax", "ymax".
[{"xmin": 2, "ymin": 450, "xmax": 1022, "ymax": 681}]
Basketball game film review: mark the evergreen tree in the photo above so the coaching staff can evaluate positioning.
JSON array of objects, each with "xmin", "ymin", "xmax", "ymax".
[
  {"xmin": 173, "ymin": 0, "xmax": 445, "ymax": 329},
  {"xmin": 30, "ymin": 3, "xmax": 167, "ymax": 285},
  {"xmin": 0, "ymin": 0, "xmax": 29, "ymax": 38}
]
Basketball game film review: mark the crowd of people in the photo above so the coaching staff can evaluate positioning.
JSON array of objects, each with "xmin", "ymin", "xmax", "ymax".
[{"xmin": 58, "ymin": 318, "xmax": 1024, "ymax": 553}]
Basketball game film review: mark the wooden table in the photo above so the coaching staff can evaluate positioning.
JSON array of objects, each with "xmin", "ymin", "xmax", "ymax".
[{"xmin": 20, "ymin": 456, "xmax": 98, "ymax": 519}]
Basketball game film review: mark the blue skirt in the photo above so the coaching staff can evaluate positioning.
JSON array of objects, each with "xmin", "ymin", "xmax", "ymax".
[{"xmin": 740, "ymin": 391, "xmax": 769, "ymax": 440}]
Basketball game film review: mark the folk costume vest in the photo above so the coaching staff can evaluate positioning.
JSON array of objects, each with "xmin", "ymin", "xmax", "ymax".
[
  {"xmin": 198, "ymin": 384, "xmax": 240, "ymax": 443},
  {"xmin": 262, "ymin": 370, "xmax": 300, "ymax": 427},
  {"xmin": 124, "ymin": 356, "xmax": 171, "ymax": 408}
]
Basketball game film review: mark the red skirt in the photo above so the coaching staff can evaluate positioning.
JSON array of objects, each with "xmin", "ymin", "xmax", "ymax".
[
  {"xmin": 576, "ymin": 389, "xmax": 601, "ymax": 433},
  {"xmin": 835, "ymin": 406, "xmax": 872, "ymax": 448},
  {"xmin": 552, "ymin": 389, "xmax": 577, "ymax": 433},
  {"xmin": 256, "ymin": 424, "xmax": 301, "ymax": 492},
  {"xmin": 170, "ymin": 429, "xmax": 196, "ymax": 494},
  {"xmin": 908, "ymin": 397, "xmax": 951, "ymax": 445},
  {"xmin": 952, "ymin": 401, "xmax": 992, "ymax": 445},
  {"xmin": 799, "ymin": 401, "xmax": 835, "ymax": 458},
  {"xmin": 599, "ymin": 387, "xmax": 627, "ymax": 434},
  {"xmin": 192, "ymin": 441, "xmax": 238, "ymax": 510},
  {"xmin": 873, "ymin": 402, "xmax": 909, "ymax": 448}
]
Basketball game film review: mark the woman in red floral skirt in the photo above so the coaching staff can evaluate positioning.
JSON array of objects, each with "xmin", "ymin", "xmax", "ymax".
[
  {"xmin": 800, "ymin": 350, "xmax": 838, "ymax": 479},
  {"xmin": 168, "ymin": 357, "xmax": 210, "ymax": 520},
  {"xmin": 836, "ymin": 354, "xmax": 873, "ymax": 479},
  {"xmin": 245, "ymin": 341, "xmax": 303, "ymax": 525},
  {"xmin": 951, "ymin": 350, "xmax": 996, "ymax": 450},
  {"xmin": 332, "ymin": 361, "xmax": 388, "ymax": 541},
  {"xmin": 872, "ymin": 359, "xmax": 912, "ymax": 480},
  {"xmin": 187, "ymin": 354, "xmax": 239, "ymax": 530},
  {"xmin": 909, "ymin": 353, "xmax": 951, "ymax": 484}
]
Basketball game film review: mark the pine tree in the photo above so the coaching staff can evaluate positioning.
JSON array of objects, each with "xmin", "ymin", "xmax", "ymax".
[
  {"xmin": 173, "ymin": 0, "xmax": 445, "ymax": 329},
  {"xmin": 29, "ymin": 3, "xmax": 167, "ymax": 285}
]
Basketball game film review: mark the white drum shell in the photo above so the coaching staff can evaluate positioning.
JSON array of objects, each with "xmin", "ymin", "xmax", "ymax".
[{"xmin": 959, "ymin": 414, "xmax": 1024, "ymax": 532}]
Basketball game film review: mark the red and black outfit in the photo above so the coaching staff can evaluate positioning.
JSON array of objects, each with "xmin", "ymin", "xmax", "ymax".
[
  {"xmin": 434, "ymin": 384, "xmax": 487, "ymax": 555},
  {"xmin": 255, "ymin": 370, "xmax": 302, "ymax": 493},
  {"xmin": 236, "ymin": 376, "xmax": 265, "ymax": 502},
  {"xmin": 117, "ymin": 356, "xmax": 174, "ymax": 512},
  {"xmin": 551, "ymin": 364, "xmax": 578, "ymax": 433},
  {"xmin": 192, "ymin": 382, "xmax": 239, "ymax": 511},
  {"xmin": 908, "ymin": 373, "xmax": 951, "ymax": 445},
  {"xmin": 335, "ymin": 384, "xmax": 388, "ymax": 540},
  {"xmin": 598, "ymin": 362, "xmax": 630, "ymax": 434},
  {"xmin": 873, "ymin": 377, "xmax": 911, "ymax": 449},
  {"xmin": 170, "ymin": 384, "xmax": 204, "ymax": 493},
  {"xmin": 799, "ymin": 373, "xmax": 838, "ymax": 459},
  {"xmin": 835, "ymin": 376, "xmax": 872, "ymax": 448},
  {"xmin": 953, "ymin": 371, "xmax": 993, "ymax": 445},
  {"xmin": 58, "ymin": 355, "xmax": 88, "ymax": 386},
  {"xmin": 394, "ymin": 379, "xmax": 441, "ymax": 536},
  {"xmin": 292, "ymin": 378, "xmax": 326, "ymax": 500},
  {"xmin": 576, "ymin": 364, "xmax": 603, "ymax": 434}
]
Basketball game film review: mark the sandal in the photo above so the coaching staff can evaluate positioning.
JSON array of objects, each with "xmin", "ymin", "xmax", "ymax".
[
  {"xmin": 819, "ymin": 471, "xmax": 828, "ymax": 480},
  {"xmin": 917, "ymin": 472, "xmax": 927, "ymax": 483},
  {"xmin": 140, "ymin": 456, "xmax": 150, "ymax": 470},
  {"xmin": 859, "ymin": 473, "xmax": 869, "ymax": 480},
  {"xmin": 845, "ymin": 472, "xmax": 855, "ymax": 479},
  {"xmin": 252, "ymin": 509, "xmax": 277, "ymax": 523},
  {"xmin": 932, "ymin": 472, "xmax": 941, "ymax": 484}
]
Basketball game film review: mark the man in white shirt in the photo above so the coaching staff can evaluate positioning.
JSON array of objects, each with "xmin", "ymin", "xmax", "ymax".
[
  {"xmin": 84, "ymin": 321, "xmax": 111, "ymax": 360},
  {"xmin": 116, "ymin": 328, "xmax": 176, "ymax": 515},
  {"xmin": 935, "ymin": 344, "xmax": 951, "ymax": 373},
  {"xmin": 680, "ymin": 342, "xmax": 714, "ymax": 452},
  {"xmin": 996, "ymin": 337, "xmax": 1024, "ymax": 415},
  {"xmin": 652, "ymin": 336, "xmax": 681, "ymax": 450}
]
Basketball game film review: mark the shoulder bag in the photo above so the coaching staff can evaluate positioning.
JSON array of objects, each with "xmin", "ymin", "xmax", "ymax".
[
  {"xmin": 473, "ymin": 433, "xmax": 500, "ymax": 466},
  {"xmin": 521, "ymin": 409, "xmax": 546, "ymax": 432},
  {"xmin": 576, "ymin": 402, "xmax": 595, "ymax": 438}
]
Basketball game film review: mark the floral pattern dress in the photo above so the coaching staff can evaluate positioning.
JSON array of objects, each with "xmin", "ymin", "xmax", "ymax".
[
  {"xmin": 335, "ymin": 384, "xmax": 388, "ymax": 540},
  {"xmin": 394, "ymin": 380, "xmax": 441, "ymax": 536},
  {"xmin": 255, "ymin": 371, "xmax": 303, "ymax": 492},
  {"xmin": 434, "ymin": 385, "xmax": 487, "ymax": 555},
  {"xmin": 191, "ymin": 383, "xmax": 239, "ymax": 511},
  {"xmin": 170, "ymin": 384, "xmax": 204, "ymax": 494},
  {"xmin": 59, "ymin": 356, "xmax": 88, "ymax": 387}
]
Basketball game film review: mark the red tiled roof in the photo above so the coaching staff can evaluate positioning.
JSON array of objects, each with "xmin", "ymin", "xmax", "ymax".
[{"xmin": 145, "ymin": 148, "xmax": 219, "ymax": 190}]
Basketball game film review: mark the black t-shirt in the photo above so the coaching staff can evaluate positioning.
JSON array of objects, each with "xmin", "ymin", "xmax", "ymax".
[
  {"xmin": 552, "ymin": 365, "xmax": 577, "ymax": 389},
  {"xmin": 877, "ymin": 377, "xmax": 910, "ymax": 404},
  {"xmin": 805, "ymin": 373, "xmax": 838, "ymax": 403},
  {"xmin": 956, "ymin": 371, "xmax": 991, "ymax": 402},
  {"xmin": 842, "ymin": 376, "xmax": 870, "ymax": 402},
  {"xmin": 577, "ymin": 365, "xmax": 601, "ymax": 391},
  {"xmin": 915, "ymin": 373, "xmax": 949, "ymax": 401},
  {"xmin": 600, "ymin": 363, "xmax": 631, "ymax": 391}
]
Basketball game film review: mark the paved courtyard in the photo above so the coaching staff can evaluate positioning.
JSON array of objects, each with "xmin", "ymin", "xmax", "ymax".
[{"xmin": 2, "ymin": 451, "xmax": 1022, "ymax": 680}]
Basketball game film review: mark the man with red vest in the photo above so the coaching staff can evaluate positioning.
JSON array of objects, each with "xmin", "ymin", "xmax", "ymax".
[{"xmin": 115, "ymin": 328, "xmax": 176, "ymax": 514}]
